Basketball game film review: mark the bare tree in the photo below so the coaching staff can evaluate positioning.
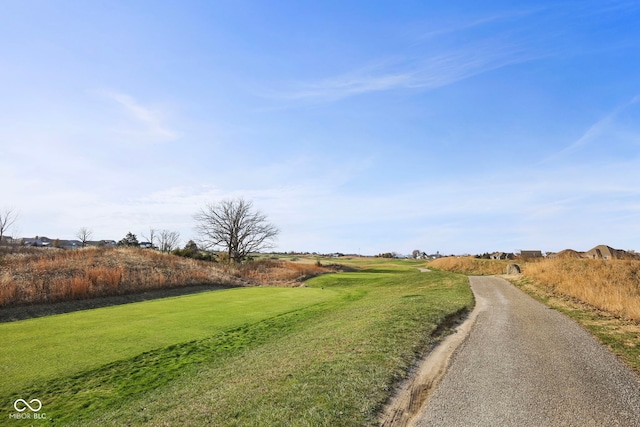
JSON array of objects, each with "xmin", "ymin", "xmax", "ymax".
[
  {"xmin": 412, "ymin": 249, "xmax": 421, "ymax": 259},
  {"xmin": 142, "ymin": 228, "xmax": 157, "ymax": 248},
  {"xmin": 0, "ymin": 208, "xmax": 18, "ymax": 245},
  {"xmin": 194, "ymin": 198, "xmax": 279, "ymax": 262},
  {"xmin": 76, "ymin": 227, "xmax": 93, "ymax": 247},
  {"xmin": 9, "ymin": 224, "xmax": 21, "ymax": 241},
  {"xmin": 158, "ymin": 229, "xmax": 180, "ymax": 253}
]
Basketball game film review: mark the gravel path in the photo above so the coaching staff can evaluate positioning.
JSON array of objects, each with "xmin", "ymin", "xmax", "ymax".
[{"xmin": 412, "ymin": 276, "xmax": 640, "ymax": 427}]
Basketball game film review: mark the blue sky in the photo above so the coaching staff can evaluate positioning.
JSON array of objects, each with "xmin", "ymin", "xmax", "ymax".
[{"xmin": 2, "ymin": 1, "xmax": 640, "ymax": 255}]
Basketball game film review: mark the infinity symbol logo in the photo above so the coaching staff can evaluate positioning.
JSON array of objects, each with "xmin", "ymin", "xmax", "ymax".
[{"xmin": 14, "ymin": 398, "xmax": 42, "ymax": 412}]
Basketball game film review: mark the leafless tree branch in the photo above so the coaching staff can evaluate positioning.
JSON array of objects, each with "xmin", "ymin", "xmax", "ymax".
[
  {"xmin": 142, "ymin": 228, "xmax": 157, "ymax": 248},
  {"xmin": 0, "ymin": 208, "xmax": 19, "ymax": 244},
  {"xmin": 158, "ymin": 229, "xmax": 180, "ymax": 253},
  {"xmin": 194, "ymin": 198, "xmax": 279, "ymax": 262},
  {"xmin": 76, "ymin": 227, "xmax": 93, "ymax": 247}
]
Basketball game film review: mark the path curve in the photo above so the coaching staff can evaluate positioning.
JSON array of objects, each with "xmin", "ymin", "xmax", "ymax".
[{"xmin": 412, "ymin": 276, "xmax": 640, "ymax": 426}]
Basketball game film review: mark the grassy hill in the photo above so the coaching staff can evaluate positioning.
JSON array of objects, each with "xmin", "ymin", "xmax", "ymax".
[
  {"xmin": 0, "ymin": 257, "xmax": 473, "ymax": 426},
  {"xmin": 0, "ymin": 247, "xmax": 327, "ymax": 308}
]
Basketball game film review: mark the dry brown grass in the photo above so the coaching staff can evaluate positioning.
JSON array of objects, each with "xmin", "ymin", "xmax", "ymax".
[
  {"xmin": 0, "ymin": 247, "xmax": 332, "ymax": 307},
  {"xmin": 227, "ymin": 259, "xmax": 329, "ymax": 287},
  {"xmin": 429, "ymin": 256, "xmax": 509, "ymax": 275},
  {"xmin": 429, "ymin": 255, "xmax": 640, "ymax": 323},
  {"xmin": 1, "ymin": 246, "xmax": 234, "ymax": 306},
  {"xmin": 522, "ymin": 258, "xmax": 640, "ymax": 322}
]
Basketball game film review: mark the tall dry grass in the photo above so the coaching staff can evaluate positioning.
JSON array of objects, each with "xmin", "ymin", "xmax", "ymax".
[
  {"xmin": 226, "ymin": 259, "xmax": 329, "ymax": 286},
  {"xmin": 429, "ymin": 255, "xmax": 640, "ymax": 322},
  {"xmin": 429, "ymin": 256, "xmax": 509, "ymax": 275},
  {"xmin": 0, "ymin": 247, "xmax": 241, "ymax": 307},
  {"xmin": 523, "ymin": 258, "xmax": 640, "ymax": 322},
  {"xmin": 0, "ymin": 247, "xmax": 331, "ymax": 307}
]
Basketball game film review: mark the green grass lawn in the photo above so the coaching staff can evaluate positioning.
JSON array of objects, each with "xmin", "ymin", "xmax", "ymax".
[
  {"xmin": 0, "ymin": 287, "xmax": 334, "ymax": 395},
  {"xmin": 1, "ymin": 264, "xmax": 472, "ymax": 426}
]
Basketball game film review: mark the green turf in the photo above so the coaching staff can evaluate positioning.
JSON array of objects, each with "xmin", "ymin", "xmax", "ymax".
[
  {"xmin": 0, "ymin": 287, "xmax": 334, "ymax": 394},
  {"xmin": 1, "ymin": 265, "xmax": 472, "ymax": 426}
]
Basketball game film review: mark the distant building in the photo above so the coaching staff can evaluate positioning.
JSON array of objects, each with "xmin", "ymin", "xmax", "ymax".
[
  {"xmin": 89, "ymin": 240, "xmax": 117, "ymax": 247},
  {"xmin": 585, "ymin": 245, "xmax": 626, "ymax": 260},
  {"xmin": 21, "ymin": 237, "xmax": 52, "ymax": 247},
  {"xmin": 520, "ymin": 250, "xmax": 543, "ymax": 259},
  {"xmin": 15, "ymin": 236, "xmax": 119, "ymax": 249},
  {"xmin": 542, "ymin": 245, "xmax": 639, "ymax": 260},
  {"xmin": 490, "ymin": 252, "xmax": 515, "ymax": 260},
  {"xmin": 59, "ymin": 240, "xmax": 83, "ymax": 249},
  {"xmin": 552, "ymin": 249, "xmax": 583, "ymax": 259}
]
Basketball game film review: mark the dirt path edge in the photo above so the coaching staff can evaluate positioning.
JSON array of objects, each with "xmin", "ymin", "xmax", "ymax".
[{"xmin": 378, "ymin": 281, "xmax": 486, "ymax": 426}]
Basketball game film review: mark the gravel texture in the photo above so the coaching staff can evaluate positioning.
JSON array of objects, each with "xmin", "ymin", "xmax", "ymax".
[{"xmin": 412, "ymin": 276, "xmax": 640, "ymax": 427}]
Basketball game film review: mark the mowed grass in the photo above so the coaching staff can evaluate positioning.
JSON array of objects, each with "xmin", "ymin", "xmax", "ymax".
[
  {"xmin": 0, "ymin": 287, "xmax": 334, "ymax": 399},
  {"xmin": 1, "ymin": 265, "xmax": 472, "ymax": 426}
]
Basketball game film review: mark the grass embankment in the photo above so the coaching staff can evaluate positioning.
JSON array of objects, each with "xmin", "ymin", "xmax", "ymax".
[
  {"xmin": 1, "ymin": 262, "xmax": 472, "ymax": 426},
  {"xmin": 522, "ymin": 258, "xmax": 640, "ymax": 321},
  {"xmin": 0, "ymin": 247, "xmax": 239, "ymax": 306},
  {"xmin": 0, "ymin": 247, "xmax": 328, "ymax": 307},
  {"xmin": 430, "ymin": 256, "xmax": 509, "ymax": 275},
  {"xmin": 431, "ymin": 256, "xmax": 640, "ymax": 375}
]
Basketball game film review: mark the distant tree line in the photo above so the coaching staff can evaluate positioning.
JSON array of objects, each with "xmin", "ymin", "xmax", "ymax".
[
  {"xmin": 375, "ymin": 252, "xmax": 398, "ymax": 259},
  {"xmin": 2, "ymin": 197, "xmax": 279, "ymax": 264}
]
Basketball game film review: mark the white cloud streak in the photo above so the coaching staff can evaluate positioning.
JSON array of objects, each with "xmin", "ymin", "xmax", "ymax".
[
  {"xmin": 102, "ymin": 91, "xmax": 178, "ymax": 142},
  {"xmin": 266, "ymin": 5, "xmax": 560, "ymax": 104},
  {"xmin": 278, "ymin": 42, "xmax": 536, "ymax": 102},
  {"xmin": 545, "ymin": 93, "xmax": 640, "ymax": 161},
  {"xmin": 413, "ymin": 7, "xmax": 545, "ymax": 41},
  {"xmin": 270, "ymin": 2, "xmax": 638, "ymax": 105}
]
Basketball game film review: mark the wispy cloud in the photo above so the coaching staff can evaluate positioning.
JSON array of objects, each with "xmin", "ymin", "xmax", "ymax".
[
  {"xmin": 277, "ymin": 42, "xmax": 535, "ymax": 102},
  {"xmin": 102, "ymin": 91, "xmax": 178, "ymax": 142},
  {"xmin": 545, "ymin": 94, "xmax": 640, "ymax": 162},
  {"xmin": 413, "ymin": 8, "xmax": 545, "ymax": 41},
  {"xmin": 270, "ymin": 2, "xmax": 638, "ymax": 105},
  {"xmin": 269, "ymin": 4, "xmax": 548, "ymax": 105},
  {"xmin": 582, "ymin": 0, "xmax": 640, "ymax": 16}
]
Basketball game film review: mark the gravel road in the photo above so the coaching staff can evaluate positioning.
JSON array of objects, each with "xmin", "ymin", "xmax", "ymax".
[{"xmin": 412, "ymin": 276, "xmax": 640, "ymax": 427}]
